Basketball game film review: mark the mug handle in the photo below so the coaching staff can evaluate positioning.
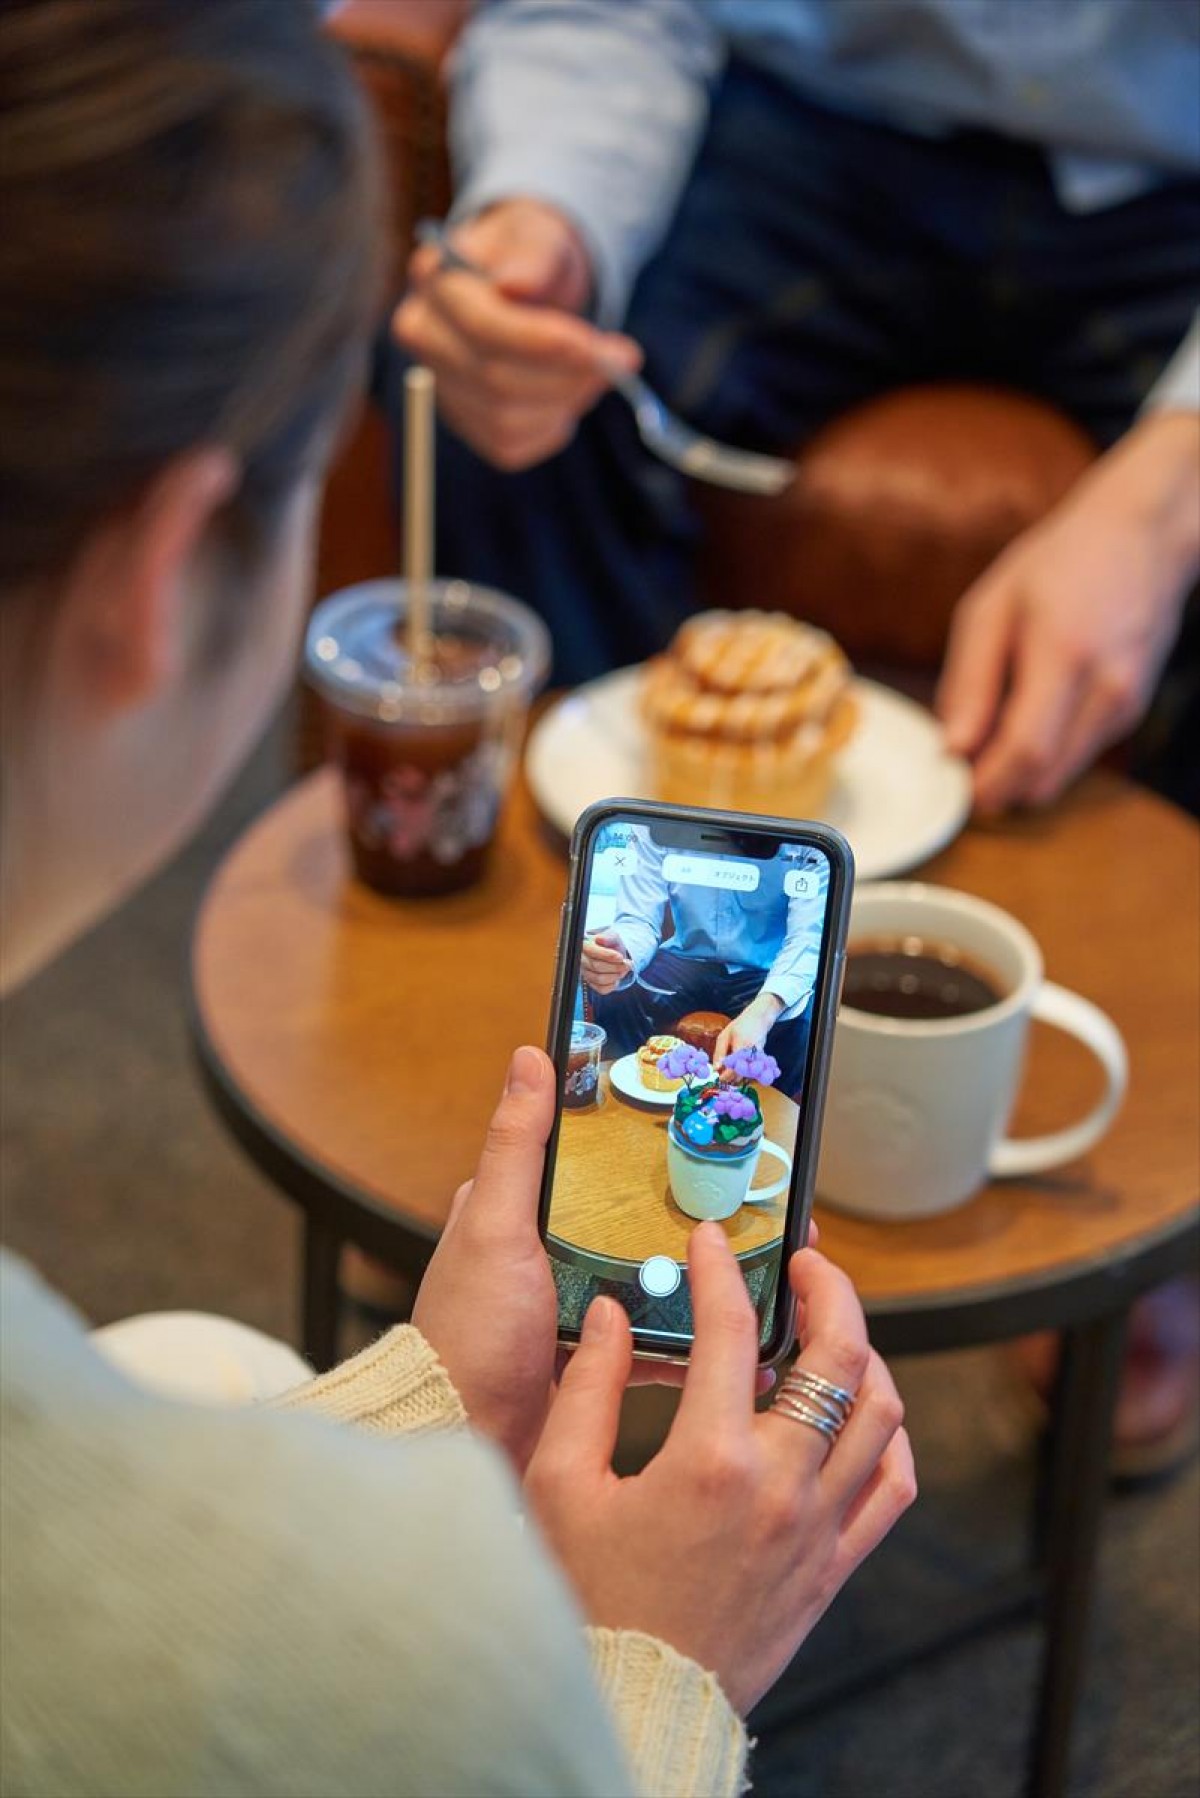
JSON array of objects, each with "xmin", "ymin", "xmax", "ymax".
[
  {"xmin": 743, "ymin": 1138, "xmax": 792, "ymax": 1203},
  {"xmin": 988, "ymin": 982, "xmax": 1128, "ymax": 1179}
]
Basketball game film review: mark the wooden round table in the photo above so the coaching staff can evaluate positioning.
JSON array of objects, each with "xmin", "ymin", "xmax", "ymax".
[{"xmin": 192, "ymin": 760, "xmax": 1198, "ymax": 1798}]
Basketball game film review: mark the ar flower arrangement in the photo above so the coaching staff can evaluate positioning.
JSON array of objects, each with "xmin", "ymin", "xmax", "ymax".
[{"xmin": 658, "ymin": 1042, "xmax": 782, "ymax": 1157}]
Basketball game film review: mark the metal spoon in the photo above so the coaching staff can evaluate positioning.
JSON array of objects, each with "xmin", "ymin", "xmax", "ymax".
[{"xmin": 414, "ymin": 219, "xmax": 793, "ymax": 497}]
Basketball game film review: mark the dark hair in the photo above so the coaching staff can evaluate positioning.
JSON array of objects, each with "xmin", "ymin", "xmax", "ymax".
[{"xmin": 0, "ymin": 0, "xmax": 382, "ymax": 592}]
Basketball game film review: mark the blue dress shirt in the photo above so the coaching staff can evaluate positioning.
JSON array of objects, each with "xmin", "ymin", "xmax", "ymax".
[
  {"xmin": 607, "ymin": 828, "xmax": 830, "ymax": 1019},
  {"xmin": 449, "ymin": 0, "xmax": 1199, "ymax": 404}
]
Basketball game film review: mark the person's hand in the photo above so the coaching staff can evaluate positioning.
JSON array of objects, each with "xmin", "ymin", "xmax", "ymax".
[
  {"xmin": 526, "ymin": 1230, "xmax": 916, "ymax": 1715},
  {"xmin": 412, "ymin": 1046, "xmax": 560, "ymax": 1472},
  {"xmin": 937, "ymin": 412, "xmax": 1200, "ymax": 814},
  {"xmin": 713, "ymin": 991, "xmax": 784, "ymax": 1069},
  {"xmin": 580, "ymin": 930, "xmax": 633, "ymax": 996},
  {"xmin": 393, "ymin": 198, "xmax": 642, "ymax": 471},
  {"xmin": 412, "ymin": 1044, "xmax": 701, "ymax": 1470}
]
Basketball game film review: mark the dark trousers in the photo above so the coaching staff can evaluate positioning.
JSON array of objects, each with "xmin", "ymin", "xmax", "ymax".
[
  {"xmin": 592, "ymin": 948, "xmax": 813, "ymax": 1100},
  {"xmin": 386, "ymin": 61, "xmax": 1200, "ymax": 806}
]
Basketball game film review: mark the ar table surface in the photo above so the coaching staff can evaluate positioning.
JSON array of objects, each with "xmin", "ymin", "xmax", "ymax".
[{"xmin": 548, "ymin": 1072, "xmax": 798, "ymax": 1270}]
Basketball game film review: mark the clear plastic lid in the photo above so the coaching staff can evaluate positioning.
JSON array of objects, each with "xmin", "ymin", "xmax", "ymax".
[{"xmin": 304, "ymin": 578, "xmax": 551, "ymax": 723}]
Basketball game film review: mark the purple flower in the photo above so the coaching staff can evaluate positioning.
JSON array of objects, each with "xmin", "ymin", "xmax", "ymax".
[
  {"xmin": 720, "ymin": 1045, "xmax": 781, "ymax": 1087},
  {"xmin": 658, "ymin": 1044, "xmax": 712, "ymax": 1082},
  {"xmin": 711, "ymin": 1088, "xmax": 758, "ymax": 1122}
]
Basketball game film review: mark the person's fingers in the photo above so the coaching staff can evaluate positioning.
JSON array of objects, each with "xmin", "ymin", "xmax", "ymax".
[
  {"xmin": 713, "ymin": 1025, "xmax": 734, "ymax": 1067},
  {"xmin": 818, "ymin": 1348, "xmax": 906, "ymax": 1506},
  {"xmin": 673, "ymin": 1223, "xmax": 759, "ymax": 1441},
  {"xmin": 466, "ymin": 1046, "xmax": 555, "ymax": 1237},
  {"xmin": 392, "ymin": 292, "xmax": 480, "ymax": 383},
  {"xmin": 935, "ymin": 573, "xmax": 1018, "ymax": 758},
  {"xmin": 1025, "ymin": 662, "xmax": 1143, "ymax": 806},
  {"xmin": 398, "ymin": 287, "xmax": 611, "ymax": 411},
  {"xmin": 531, "ymin": 1297, "xmax": 632, "ymax": 1479},
  {"xmin": 834, "ymin": 1427, "xmax": 917, "ymax": 1568},
  {"xmin": 763, "ymin": 1250, "xmax": 871, "ymax": 1467},
  {"xmin": 428, "ymin": 270, "xmax": 633, "ymax": 373},
  {"xmin": 970, "ymin": 631, "xmax": 1085, "ymax": 814},
  {"xmin": 583, "ymin": 943, "xmax": 630, "ymax": 968}
]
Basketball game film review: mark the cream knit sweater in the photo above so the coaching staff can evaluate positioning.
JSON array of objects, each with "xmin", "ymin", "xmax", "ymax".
[{"xmin": 0, "ymin": 1254, "xmax": 747, "ymax": 1797}]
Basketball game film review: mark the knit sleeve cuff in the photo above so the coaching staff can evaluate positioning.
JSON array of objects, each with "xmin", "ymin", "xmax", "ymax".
[
  {"xmin": 586, "ymin": 1627, "xmax": 748, "ymax": 1798},
  {"xmin": 267, "ymin": 1326, "xmax": 467, "ymax": 1436}
]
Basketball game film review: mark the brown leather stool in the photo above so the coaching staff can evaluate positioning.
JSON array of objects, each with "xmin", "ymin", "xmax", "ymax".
[{"xmin": 697, "ymin": 385, "xmax": 1097, "ymax": 674}]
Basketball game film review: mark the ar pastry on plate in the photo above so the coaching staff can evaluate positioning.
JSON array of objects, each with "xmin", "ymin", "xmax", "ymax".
[
  {"xmin": 636, "ymin": 1033, "xmax": 685, "ymax": 1091},
  {"xmin": 640, "ymin": 608, "xmax": 858, "ymax": 816}
]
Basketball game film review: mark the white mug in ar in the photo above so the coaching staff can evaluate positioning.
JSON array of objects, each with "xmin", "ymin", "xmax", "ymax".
[{"xmin": 816, "ymin": 883, "xmax": 1128, "ymax": 1220}]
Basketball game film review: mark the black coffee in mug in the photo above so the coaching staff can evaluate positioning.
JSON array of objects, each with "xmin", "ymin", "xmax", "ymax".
[{"xmin": 844, "ymin": 935, "xmax": 1005, "ymax": 1021}]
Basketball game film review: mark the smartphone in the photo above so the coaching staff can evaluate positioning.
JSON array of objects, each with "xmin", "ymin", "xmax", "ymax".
[{"xmin": 540, "ymin": 799, "xmax": 853, "ymax": 1367}]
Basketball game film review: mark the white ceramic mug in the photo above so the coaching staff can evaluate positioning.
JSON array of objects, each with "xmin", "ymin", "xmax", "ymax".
[
  {"xmin": 816, "ymin": 883, "xmax": 1128, "ymax": 1220},
  {"xmin": 668, "ymin": 1127, "xmax": 792, "ymax": 1222}
]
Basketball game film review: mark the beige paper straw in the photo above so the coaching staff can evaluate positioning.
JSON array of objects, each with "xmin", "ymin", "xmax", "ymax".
[{"xmin": 403, "ymin": 364, "xmax": 436, "ymax": 679}]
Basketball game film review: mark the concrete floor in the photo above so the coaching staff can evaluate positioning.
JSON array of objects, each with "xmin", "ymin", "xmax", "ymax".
[{"xmin": 2, "ymin": 704, "xmax": 1197, "ymax": 1798}]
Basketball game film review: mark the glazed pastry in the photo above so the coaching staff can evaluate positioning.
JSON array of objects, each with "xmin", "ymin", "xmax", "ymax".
[
  {"xmin": 674, "ymin": 1011, "xmax": 731, "ymax": 1063},
  {"xmin": 641, "ymin": 609, "xmax": 858, "ymax": 817},
  {"xmin": 637, "ymin": 1033, "xmax": 685, "ymax": 1092}
]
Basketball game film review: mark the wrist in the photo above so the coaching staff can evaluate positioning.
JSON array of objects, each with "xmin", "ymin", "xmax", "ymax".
[
  {"xmin": 1102, "ymin": 412, "xmax": 1200, "ymax": 576},
  {"xmin": 752, "ymin": 992, "xmax": 786, "ymax": 1025}
]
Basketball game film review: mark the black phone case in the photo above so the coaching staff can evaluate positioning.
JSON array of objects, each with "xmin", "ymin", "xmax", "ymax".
[{"xmin": 540, "ymin": 797, "xmax": 855, "ymax": 1368}]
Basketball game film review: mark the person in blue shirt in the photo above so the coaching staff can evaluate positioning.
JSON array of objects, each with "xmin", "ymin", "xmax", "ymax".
[
  {"xmin": 394, "ymin": 0, "xmax": 1200, "ymax": 1485},
  {"xmin": 582, "ymin": 829, "xmax": 829, "ymax": 1095},
  {"xmin": 394, "ymin": 0, "xmax": 1200, "ymax": 818}
]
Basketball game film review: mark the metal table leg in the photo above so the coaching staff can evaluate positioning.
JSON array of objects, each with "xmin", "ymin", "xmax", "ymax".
[
  {"xmin": 1026, "ymin": 1308, "xmax": 1127, "ymax": 1798},
  {"xmin": 302, "ymin": 1214, "xmax": 343, "ymax": 1371}
]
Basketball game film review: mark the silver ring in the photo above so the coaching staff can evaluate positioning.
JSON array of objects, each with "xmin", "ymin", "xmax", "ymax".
[
  {"xmin": 769, "ymin": 1393, "xmax": 840, "ymax": 1454},
  {"xmin": 778, "ymin": 1367, "xmax": 855, "ymax": 1426}
]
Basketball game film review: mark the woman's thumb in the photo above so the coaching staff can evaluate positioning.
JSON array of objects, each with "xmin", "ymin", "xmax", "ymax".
[{"xmin": 469, "ymin": 1046, "xmax": 556, "ymax": 1230}]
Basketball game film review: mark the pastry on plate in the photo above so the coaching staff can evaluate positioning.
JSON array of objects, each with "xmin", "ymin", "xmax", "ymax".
[
  {"xmin": 674, "ymin": 1011, "xmax": 731, "ymax": 1063},
  {"xmin": 637, "ymin": 1033, "xmax": 685, "ymax": 1091},
  {"xmin": 640, "ymin": 608, "xmax": 858, "ymax": 816}
]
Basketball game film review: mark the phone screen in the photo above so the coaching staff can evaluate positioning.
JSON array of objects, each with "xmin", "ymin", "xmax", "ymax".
[{"xmin": 542, "ymin": 808, "xmax": 844, "ymax": 1360}]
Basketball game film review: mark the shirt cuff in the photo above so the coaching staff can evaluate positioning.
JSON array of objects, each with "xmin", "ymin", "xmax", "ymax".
[
  {"xmin": 1142, "ymin": 316, "xmax": 1200, "ymax": 415},
  {"xmin": 267, "ymin": 1326, "xmax": 468, "ymax": 1436},
  {"xmin": 586, "ymin": 1627, "xmax": 748, "ymax": 1798},
  {"xmin": 761, "ymin": 974, "xmax": 810, "ymax": 1019}
]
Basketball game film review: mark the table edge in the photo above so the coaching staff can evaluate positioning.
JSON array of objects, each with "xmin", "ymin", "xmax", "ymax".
[{"xmin": 191, "ymin": 949, "xmax": 1199, "ymax": 1339}]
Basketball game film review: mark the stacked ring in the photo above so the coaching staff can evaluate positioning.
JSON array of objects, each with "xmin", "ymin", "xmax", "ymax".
[{"xmin": 770, "ymin": 1366, "xmax": 855, "ymax": 1452}]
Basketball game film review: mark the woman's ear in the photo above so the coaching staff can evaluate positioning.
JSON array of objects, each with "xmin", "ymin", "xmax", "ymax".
[{"xmin": 62, "ymin": 447, "xmax": 239, "ymax": 716}]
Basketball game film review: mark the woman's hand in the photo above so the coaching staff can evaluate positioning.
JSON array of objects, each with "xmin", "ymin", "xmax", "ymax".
[
  {"xmin": 937, "ymin": 412, "xmax": 1200, "ymax": 814},
  {"xmin": 411, "ymin": 1044, "xmax": 700, "ymax": 1471},
  {"xmin": 713, "ymin": 991, "xmax": 784, "ymax": 1068},
  {"xmin": 393, "ymin": 198, "xmax": 641, "ymax": 471},
  {"xmin": 526, "ymin": 1229, "xmax": 916, "ymax": 1715},
  {"xmin": 412, "ymin": 1046, "xmax": 560, "ymax": 1472}
]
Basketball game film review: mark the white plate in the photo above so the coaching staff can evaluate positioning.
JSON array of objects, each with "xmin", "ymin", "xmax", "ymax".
[
  {"xmin": 607, "ymin": 1051, "xmax": 680, "ymax": 1109},
  {"xmin": 526, "ymin": 666, "xmax": 971, "ymax": 881}
]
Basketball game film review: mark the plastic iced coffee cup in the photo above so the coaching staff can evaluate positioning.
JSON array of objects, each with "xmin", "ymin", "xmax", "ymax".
[
  {"xmin": 563, "ymin": 1021, "xmax": 606, "ymax": 1109},
  {"xmin": 305, "ymin": 579, "xmax": 550, "ymax": 898}
]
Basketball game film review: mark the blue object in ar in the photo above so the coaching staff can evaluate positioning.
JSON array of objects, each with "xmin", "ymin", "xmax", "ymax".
[{"xmin": 682, "ymin": 1111, "xmax": 715, "ymax": 1148}]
